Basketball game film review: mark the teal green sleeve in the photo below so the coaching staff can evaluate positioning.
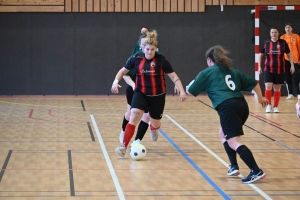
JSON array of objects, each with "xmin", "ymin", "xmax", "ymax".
[
  {"xmin": 187, "ymin": 72, "xmax": 208, "ymax": 96},
  {"xmin": 237, "ymin": 70, "xmax": 258, "ymax": 91},
  {"xmin": 131, "ymin": 40, "xmax": 141, "ymax": 55}
]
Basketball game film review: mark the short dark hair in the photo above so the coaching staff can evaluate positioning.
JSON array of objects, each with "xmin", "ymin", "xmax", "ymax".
[{"xmin": 285, "ymin": 23, "xmax": 293, "ymax": 28}]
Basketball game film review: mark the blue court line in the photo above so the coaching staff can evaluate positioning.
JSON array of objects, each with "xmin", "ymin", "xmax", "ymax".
[
  {"xmin": 159, "ymin": 129, "xmax": 231, "ymax": 200},
  {"xmin": 277, "ymin": 142, "xmax": 300, "ymax": 154}
]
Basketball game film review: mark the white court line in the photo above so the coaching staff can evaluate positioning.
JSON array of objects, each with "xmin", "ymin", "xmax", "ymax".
[
  {"xmin": 165, "ymin": 114, "xmax": 272, "ymax": 200},
  {"xmin": 90, "ymin": 115, "xmax": 126, "ymax": 200}
]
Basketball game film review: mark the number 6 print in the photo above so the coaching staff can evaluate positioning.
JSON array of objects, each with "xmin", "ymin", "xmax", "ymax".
[{"xmin": 225, "ymin": 75, "xmax": 236, "ymax": 91}]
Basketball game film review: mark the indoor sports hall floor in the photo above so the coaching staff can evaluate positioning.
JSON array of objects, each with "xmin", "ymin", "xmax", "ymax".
[{"xmin": 0, "ymin": 95, "xmax": 299, "ymax": 200}]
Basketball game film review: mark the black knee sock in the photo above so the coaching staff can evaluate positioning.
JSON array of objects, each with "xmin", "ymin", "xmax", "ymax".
[
  {"xmin": 122, "ymin": 116, "xmax": 129, "ymax": 131},
  {"xmin": 223, "ymin": 141, "xmax": 238, "ymax": 166},
  {"xmin": 236, "ymin": 145, "xmax": 259, "ymax": 171},
  {"xmin": 135, "ymin": 121, "xmax": 149, "ymax": 141}
]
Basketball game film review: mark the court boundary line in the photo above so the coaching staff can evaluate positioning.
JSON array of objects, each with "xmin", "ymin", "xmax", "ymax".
[
  {"xmin": 165, "ymin": 114, "xmax": 272, "ymax": 200},
  {"xmin": 159, "ymin": 129, "xmax": 231, "ymax": 200},
  {"xmin": 90, "ymin": 114, "xmax": 125, "ymax": 200}
]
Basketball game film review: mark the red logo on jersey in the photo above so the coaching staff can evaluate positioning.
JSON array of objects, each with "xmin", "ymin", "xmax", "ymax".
[
  {"xmin": 277, "ymin": 44, "xmax": 281, "ymax": 48},
  {"xmin": 151, "ymin": 62, "xmax": 156, "ymax": 67}
]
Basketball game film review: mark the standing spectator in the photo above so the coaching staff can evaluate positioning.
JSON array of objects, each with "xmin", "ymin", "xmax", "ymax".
[
  {"xmin": 280, "ymin": 23, "xmax": 300, "ymax": 100},
  {"xmin": 258, "ymin": 27, "xmax": 295, "ymax": 113}
]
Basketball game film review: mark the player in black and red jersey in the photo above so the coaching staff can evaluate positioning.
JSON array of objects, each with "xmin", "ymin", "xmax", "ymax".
[
  {"xmin": 258, "ymin": 27, "xmax": 295, "ymax": 113},
  {"xmin": 111, "ymin": 30, "xmax": 187, "ymax": 157}
]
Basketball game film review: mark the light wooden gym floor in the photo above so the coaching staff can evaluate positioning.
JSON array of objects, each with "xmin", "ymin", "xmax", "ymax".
[{"xmin": 0, "ymin": 95, "xmax": 299, "ymax": 200}]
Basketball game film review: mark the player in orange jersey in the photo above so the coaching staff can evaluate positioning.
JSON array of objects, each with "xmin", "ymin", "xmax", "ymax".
[{"xmin": 280, "ymin": 23, "xmax": 300, "ymax": 100}]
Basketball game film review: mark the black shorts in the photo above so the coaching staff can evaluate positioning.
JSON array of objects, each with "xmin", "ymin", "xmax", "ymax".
[
  {"xmin": 216, "ymin": 98, "xmax": 249, "ymax": 140},
  {"xmin": 264, "ymin": 70, "xmax": 285, "ymax": 84},
  {"xmin": 126, "ymin": 85, "xmax": 134, "ymax": 105},
  {"xmin": 131, "ymin": 90, "xmax": 165, "ymax": 119}
]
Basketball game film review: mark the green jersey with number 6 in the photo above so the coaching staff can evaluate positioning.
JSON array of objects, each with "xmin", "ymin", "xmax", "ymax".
[{"xmin": 187, "ymin": 64, "xmax": 257, "ymax": 108}]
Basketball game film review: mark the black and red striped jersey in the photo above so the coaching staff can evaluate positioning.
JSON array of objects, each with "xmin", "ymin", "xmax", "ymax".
[
  {"xmin": 260, "ymin": 39, "xmax": 290, "ymax": 74},
  {"xmin": 124, "ymin": 52, "xmax": 174, "ymax": 96}
]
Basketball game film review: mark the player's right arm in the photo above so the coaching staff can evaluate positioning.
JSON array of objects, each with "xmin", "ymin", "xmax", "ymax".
[
  {"xmin": 111, "ymin": 67, "xmax": 129, "ymax": 94},
  {"xmin": 123, "ymin": 75, "xmax": 135, "ymax": 89},
  {"xmin": 252, "ymin": 83, "xmax": 269, "ymax": 107},
  {"xmin": 257, "ymin": 53, "xmax": 264, "ymax": 74}
]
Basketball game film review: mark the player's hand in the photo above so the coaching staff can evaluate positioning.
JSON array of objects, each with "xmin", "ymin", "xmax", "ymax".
[
  {"xmin": 174, "ymin": 85, "xmax": 179, "ymax": 95},
  {"xmin": 258, "ymin": 98, "xmax": 269, "ymax": 108},
  {"xmin": 179, "ymin": 92, "xmax": 187, "ymax": 101},
  {"xmin": 111, "ymin": 84, "xmax": 122, "ymax": 94},
  {"xmin": 290, "ymin": 65, "xmax": 295, "ymax": 74},
  {"xmin": 131, "ymin": 84, "xmax": 135, "ymax": 90},
  {"xmin": 258, "ymin": 67, "xmax": 263, "ymax": 75}
]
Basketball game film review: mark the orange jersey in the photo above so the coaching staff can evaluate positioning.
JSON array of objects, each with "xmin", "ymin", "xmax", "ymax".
[{"xmin": 280, "ymin": 33, "xmax": 300, "ymax": 62}]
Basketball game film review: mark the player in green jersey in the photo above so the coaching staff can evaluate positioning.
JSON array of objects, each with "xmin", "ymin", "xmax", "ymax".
[{"xmin": 187, "ymin": 45, "xmax": 269, "ymax": 184}]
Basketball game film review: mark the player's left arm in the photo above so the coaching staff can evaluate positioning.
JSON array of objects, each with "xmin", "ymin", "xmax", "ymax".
[
  {"xmin": 167, "ymin": 72, "xmax": 187, "ymax": 101},
  {"xmin": 285, "ymin": 41, "xmax": 295, "ymax": 74}
]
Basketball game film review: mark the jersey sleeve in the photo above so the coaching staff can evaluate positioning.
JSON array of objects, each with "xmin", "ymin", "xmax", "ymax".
[
  {"xmin": 162, "ymin": 58, "xmax": 174, "ymax": 74},
  {"xmin": 187, "ymin": 71, "xmax": 208, "ymax": 96},
  {"xmin": 296, "ymin": 35, "xmax": 300, "ymax": 61},
  {"xmin": 124, "ymin": 55, "xmax": 135, "ymax": 70},
  {"xmin": 236, "ymin": 70, "xmax": 257, "ymax": 91},
  {"xmin": 260, "ymin": 41, "xmax": 266, "ymax": 53}
]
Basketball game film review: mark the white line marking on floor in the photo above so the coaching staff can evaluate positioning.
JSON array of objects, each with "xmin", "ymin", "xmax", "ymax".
[
  {"xmin": 165, "ymin": 114, "xmax": 272, "ymax": 200},
  {"xmin": 90, "ymin": 114, "xmax": 125, "ymax": 200}
]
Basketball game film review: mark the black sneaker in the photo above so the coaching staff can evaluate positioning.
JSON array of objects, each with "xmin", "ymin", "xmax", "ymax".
[
  {"xmin": 227, "ymin": 165, "xmax": 240, "ymax": 176},
  {"xmin": 242, "ymin": 169, "xmax": 266, "ymax": 184}
]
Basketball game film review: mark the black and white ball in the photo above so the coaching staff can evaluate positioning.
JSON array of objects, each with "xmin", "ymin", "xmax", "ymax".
[{"xmin": 130, "ymin": 143, "xmax": 147, "ymax": 160}]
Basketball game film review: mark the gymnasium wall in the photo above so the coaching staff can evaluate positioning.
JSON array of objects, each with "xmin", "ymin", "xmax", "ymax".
[{"xmin": 0, "ymin": 6, "xmax": 258, "ymax": 95}]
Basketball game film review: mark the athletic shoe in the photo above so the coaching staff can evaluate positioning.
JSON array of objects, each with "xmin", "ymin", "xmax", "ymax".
[
  {"xmin": 273, "ymin": 107, "xmax": 279, "ymax": 113},
  {"xmin": 296, "ymin": 102, "xmax": 300, "ymax": 118},
  {"xmin": 150, "ymin": 129, "xmax": 158, "ymax": 141},
  {"xmin": 131, "ymin": 139, "xmax": 141, "ymax": 147},
  {"xmin": 242, "ymin": 169, "xmax": 266, "ymax": 184},
  {"xmin": 119, "ymin": 130, "xmax": 124, "ymax": 143},
  {"xmin": 115, "ymin": 144, "xmax": 126, "ymax": 158},
  {"xmin": 265, "ymin": 104, "xmax": 272, "ymax": 113},
  {"xmin": 286, "ymin": 94, "xmax": 293, "ymax": 100},
  {"xmin": 298, "ymin": 94, "xmax": 300, "ymax": 100},
  {"xmin": 227, "ymin": 165, "xmax": 240, "ymax": 176}
]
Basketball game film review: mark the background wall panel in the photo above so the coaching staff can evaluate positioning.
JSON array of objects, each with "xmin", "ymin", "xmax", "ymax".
[
  {"xmin": 30, "ymin": 14, "xmax": 74, "ymax": 95},
  {"xmin": 0, "ymin": 7, "xmax": 264, "ymax": 95},
  {"xmin": 0, "ymin": 14, "xmax": 30, "ymax": 95}
]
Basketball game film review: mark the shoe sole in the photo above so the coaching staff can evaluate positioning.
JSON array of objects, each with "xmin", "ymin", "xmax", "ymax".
[
  {"xmin": 227, "ymin": 170, "xmax": 240, "ymax": 176},
  {"xmin": 242, "ymin": 173, "xmax": 266, "ymax": 184}
]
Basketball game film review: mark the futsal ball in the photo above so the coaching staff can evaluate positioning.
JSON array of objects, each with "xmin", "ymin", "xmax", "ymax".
[
  {"xmin": 296, "ymin": 102, "xmax": 300, "ymax": 118},
  {"xmin": 130, "ymin": 143, "xmax": 147, "ymax": 161}
]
